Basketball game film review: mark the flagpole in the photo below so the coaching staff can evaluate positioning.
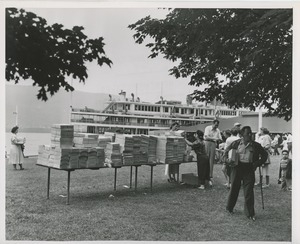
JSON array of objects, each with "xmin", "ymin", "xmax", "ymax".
[
  {"xmin": 69, "ymin": 78, "xmax": 73, "ymax": 124},
  {"xmin": 15, "ymin": 105, "xmax": 18, "ymax": 126}
]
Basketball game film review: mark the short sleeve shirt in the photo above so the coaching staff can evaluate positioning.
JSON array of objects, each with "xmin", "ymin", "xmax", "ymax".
[
  {"xmin": 237, "ymin": 139, "xmax": 254, "ymax": 163},
  {"xmin": 204, "ymin": 125, "xmax": 222, "ymax": 141}
]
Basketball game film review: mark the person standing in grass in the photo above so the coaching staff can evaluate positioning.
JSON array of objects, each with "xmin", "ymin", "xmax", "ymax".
[
  {"xmin": 166, "ymin": 122, "xmax": 180, "ymax": 182},
  {"xmin": 223, "ymin": 126, "xmax": 268, "ymax": 221},
  {"xmin": 222, "ymin": 128, "xmax": 240, "ymax": 189},
  {"xmin": 278, "ymin": 150, "xmax": 292, "ymax": 191},
  {"xmin": 271, "ymin": 134, "xmax": 280, "ymax": 156},
  {"xmin": 286, "ymin": 132, "xmax": 292, "ymax": 155},
  {"xmin": 9, "ymin": 126, "xmax": 26, "ymax": 170},
  {"xmin": 204, "ymin": 119, "xmax": 222, "ymax": 185},
  {"xmin": 185, "ymin": 130, "xmax": 210, "ymax": 190},
  {"xmin": 258, "ymin": 127, "xmax": 272, "ymax": 188}
]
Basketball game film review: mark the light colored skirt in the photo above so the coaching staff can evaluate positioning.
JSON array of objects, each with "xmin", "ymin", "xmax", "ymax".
[{"xmin": 8, "ymin": 144, "xmax": 24, "ymax": 165}]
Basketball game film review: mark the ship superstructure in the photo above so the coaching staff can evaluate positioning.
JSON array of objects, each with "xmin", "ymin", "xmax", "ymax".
[{"xmin": 70, "ymin": 91, "xmax": 248, "ymax": 134}]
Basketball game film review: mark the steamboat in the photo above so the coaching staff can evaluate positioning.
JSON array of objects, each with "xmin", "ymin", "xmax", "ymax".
[{"xmin": 70, "ymin": 91, "xmax": 248, "ymax": 134}]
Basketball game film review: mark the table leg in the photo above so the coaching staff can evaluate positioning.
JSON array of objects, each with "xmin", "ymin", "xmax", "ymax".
[
  {"xmin": 135, "ymin": 166, "xmax": 138, "ymax": 192},
  {"xmin": 150, "ymin": 165, "xmax": 154, "ymax": 193},
  {"xmin": 67, "ymin": 170, "xmax": 71, "ymax": 205},
  {"xmin": 114, "ymin": 167, "xmax": 117, "ymax": 191},
  {"xmin": 130, "ymin": 166, "xmax": 133, "ymax": 189},
  {"xmin": 47, "ymin": 168, "xmax": 51, "ymax": 199},
  {"xmin": 177, "ymin": 164, "xmax": 180, "ymax": 183}
]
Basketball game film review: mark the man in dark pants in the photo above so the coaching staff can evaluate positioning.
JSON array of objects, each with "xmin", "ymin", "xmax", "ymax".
[{"xmin": 223, "ymin": 126, "xmax": 268, "ymax": 221}]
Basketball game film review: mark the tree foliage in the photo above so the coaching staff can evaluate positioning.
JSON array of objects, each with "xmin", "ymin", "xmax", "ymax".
[
  {"xmin": 6, "ymin": 8, "xmax": 113, "ymax": 101},
  {"xmin": 129, "ymin": 9, "xmax": 292, "ymax": 121}
]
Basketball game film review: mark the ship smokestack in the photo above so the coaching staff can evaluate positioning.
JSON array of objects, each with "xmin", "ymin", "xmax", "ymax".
[
  {"xmin": 131, "ymin": 93, "xmax": 135, "ymax": 102},
  {"xmin": 119, "ymin": 90, "xmax": 126, "ymax": 101},
  {"xmin": 186, "ymin": 94, "xmax": 193, "ymax": 105}
]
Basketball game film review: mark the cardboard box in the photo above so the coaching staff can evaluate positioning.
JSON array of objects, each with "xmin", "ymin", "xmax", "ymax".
[{"xmin": 181, "ymin": 173, "xmax": 199, "ymax": 186}]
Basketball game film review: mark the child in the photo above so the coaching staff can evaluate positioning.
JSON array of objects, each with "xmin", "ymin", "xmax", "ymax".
[{"xmin": 278, "ymin": 150, "xmax": 292, "ymax": 191}]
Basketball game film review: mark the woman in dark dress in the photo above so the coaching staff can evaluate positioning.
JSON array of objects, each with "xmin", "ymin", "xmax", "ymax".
[{"xmin": 185, "ymin": 130, "xmax": 210, "ymax": 189}]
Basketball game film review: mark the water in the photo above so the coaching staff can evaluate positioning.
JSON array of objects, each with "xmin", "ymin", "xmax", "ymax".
[{"xmin": 5, "ymin": 132, "xmax": 51, "ymax": 156}]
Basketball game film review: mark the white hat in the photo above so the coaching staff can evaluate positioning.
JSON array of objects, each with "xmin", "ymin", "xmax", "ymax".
[{"xmin": 234, "ymin": 122, "xmax": 241, "ymax": 127}]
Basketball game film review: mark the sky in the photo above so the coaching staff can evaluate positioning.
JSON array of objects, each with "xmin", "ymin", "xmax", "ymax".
[{"xmin": 16, "ymin": 7, "xmax": 196, "ymax": 104}]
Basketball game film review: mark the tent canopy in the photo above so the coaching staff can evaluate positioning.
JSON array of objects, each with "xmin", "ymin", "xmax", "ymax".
[{"xmin": 181, "ymin": 114, "xmax": 292, "ymax": 134}]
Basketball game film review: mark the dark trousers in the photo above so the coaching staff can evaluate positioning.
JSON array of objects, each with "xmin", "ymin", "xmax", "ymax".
[
  {"xmin": 226, "ymin": 162, "xmax": 255, "ymax": 217},
  {"xmin": 197, "ymin": 154, "xmax": 210, "ymax": 185},
  {"xmin": 273, "ymin": 145, "xmax": 280, "ymax": 155}
]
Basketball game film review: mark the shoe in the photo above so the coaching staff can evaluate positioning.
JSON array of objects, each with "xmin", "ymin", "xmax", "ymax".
[
  {"xmin": 262, "ymin": 184, "xmax": 269, "ymax": 188},
  {"xmin": 226, "ymin": 209, "xmax": 234, "ymax": 215},
  {"xmin": 248, "ymin": 216, "xmax": 256, "ymax": 221},
  {"xmin": 208, "ymin": 180, "xmax": 213, "ymax": 187},
  {"xmin": 254, "ymin": 182, "xmax": 260, "ymax": 186},
  {"xmin": 20, "ymin": 168, "xmax": 24, "ymax": 170},
  {"xmin": 198, "ymin": 185, "xmax": 205, "ymax": 190},
  {"xmin": 224, "ymin": 183, "xmax": 230, "ymax": 189}
]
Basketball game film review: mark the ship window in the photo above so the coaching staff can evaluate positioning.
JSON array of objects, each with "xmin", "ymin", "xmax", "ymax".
[
  {"xmin": 158, "ymin": 107, "xmax": 160, "ymax": 112},
  {"xmin": 175, "ymin": 108, "xmax": 179, "ymax": 113},
  {"xmin": 164, "ymin": 107, "xmax": 168, "ymax": 112}
]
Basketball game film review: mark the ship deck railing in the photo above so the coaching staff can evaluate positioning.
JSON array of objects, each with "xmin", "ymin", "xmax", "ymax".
[{"xmin": 70, "ymin": 119, "xmax": 197, "ymax": 127}]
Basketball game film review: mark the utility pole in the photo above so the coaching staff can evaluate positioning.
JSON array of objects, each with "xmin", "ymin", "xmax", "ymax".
[
  {"xmin": 258, "ymin": 102, "xmax": 263, "ymax": 132},
  {"xmin": 13, "ymin": 105, "xmax": 18, "ymax": 126}
]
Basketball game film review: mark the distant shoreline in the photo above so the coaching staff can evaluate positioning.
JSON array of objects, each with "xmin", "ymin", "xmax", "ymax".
[{"xmin": 5, "ymin": 128, "xmax": 51, "ymax": 133}]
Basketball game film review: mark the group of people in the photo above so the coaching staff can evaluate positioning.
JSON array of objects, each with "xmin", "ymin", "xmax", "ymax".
[
  {"xmin": 166, "ymin": 120, "xmax": 292, "ymax": 221},
  {"xmin": 9, "ymin": 122, "xmax": 292, "ymax": 221}
]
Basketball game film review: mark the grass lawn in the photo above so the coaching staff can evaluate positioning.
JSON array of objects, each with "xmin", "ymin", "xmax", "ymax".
[{"xmin": 5, "ymin": 155, "xmax": 291, "ymax": 241}]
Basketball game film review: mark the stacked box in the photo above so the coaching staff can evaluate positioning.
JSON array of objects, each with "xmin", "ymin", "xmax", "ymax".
[
  {"xmin": 37, "ymin": 145, "xmax": 55, "ymax": 167},
  {"xmin": 98, "ymin": 135, "xmax": 112, "ymax": 148},
  {"xmin": 104, "ymin": 132, "xmax": 116, "ymax": 142},
  {"xmin": 78, "ymin": 149, "xmax": 88, "ymax": 168},
  {"xmin": 69, "ymin": 148, "xmax": 80, "ymax": 169},
  {"xmin": 105, "ymin": 143, "xmax": 122, "ymax": 166},
  {"xmin": 122, "ymin": 152, "xmax": 134, "ymax": 166},
  {"xmin": 73, "ymin": 133, "xmax": 98, "ymax": 148},
  {"xmin": 86, "ymin": 147, "xmax": 105, "ymax": 168},
  {"xmin": 148, "ymin": 130, "xmax": 169, "ymax": 136},
  {"xmin": 147, "ymin": 136, "xmax": 158, "ymax": 163},
  {"xmin": 175, "ymin": 137, "xmax": 186, "ymax": 162},
  {"xmin": 49, "ymin": 147, "xmax": 72, "ymax": 169},
  {"xmin": 97, "ymin": 147, "xmax": 105, "ymax": 167},
  {"xmin": 139, "ymin": 135, "xmax": 149, "ymax": 164},
  {"xmin": 115, "ymin": 134, "xmax": 134, "ymax": 153},
  {"xmin": 132, "ymin": 136, "xmax": 142, "ymax": 164},
  {"xmin": 156, "ymin": 136, "xmax": 185, "ymax": 164},
  {"xmin": 115, "ymin": 134, "xmax": 135, "ymax": 166},
  {"xmin": 51, "ymin": 124, "xmax": 74, "ymax": 148}
]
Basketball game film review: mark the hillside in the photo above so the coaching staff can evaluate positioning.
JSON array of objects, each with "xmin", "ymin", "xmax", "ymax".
[{"xmin": 5, "ymin": 84, "xmax": 113, "ymax": 132}]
